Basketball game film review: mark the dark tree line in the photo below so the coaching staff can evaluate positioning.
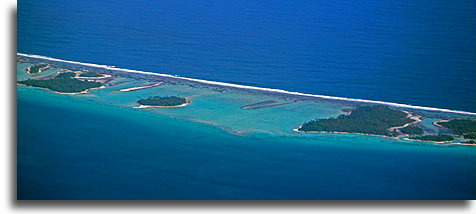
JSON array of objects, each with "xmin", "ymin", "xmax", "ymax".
[
  {"xmin": 28, "ymin": 64, "xmax": 48, "ymax": 73},
  {"xmin": 79, "ymin": 72, "xmax": 102, "ymax": 77},
  {"xmin": 410, "ymin": 135, "xmax": 454, "ymax": 142},
  {"xmin": 400, "ymin": 125, "xmax": 424, "ymax": 135},
  {"xmin": 138, "ymin": 96, "xmax": 186, "ymax": 106},
  {"xmin": 438, "ymin": 119, "xmax": 476, "ymax": 137},
  {"xmin": 18, "ymin": 72, "xmax": 102, "ymax": 93},
  {"xmin": 299, "ymin": 105, "xmax": 414, "ymax": 136},
  {"xmin": 463, "ymin": 133, "xmax": 476, "ymax": 139},
  {"xmin": 461, "ymin": 141, "xmax": 476, "ymax": 144}
]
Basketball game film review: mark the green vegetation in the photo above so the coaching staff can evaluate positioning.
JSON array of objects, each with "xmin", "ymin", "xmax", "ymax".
[
  {"xmin": 400, "ymin": 125, "xmax": 424, "ymax": 135},
  {"xmin": 18, "ymin": 72, "xmax": 102, "ymax": 93},
  {"xmin": 56, "ymin": 72, "xmax": 76, "ymax": 78},
  {"xmin": 298, "ymin": 105, "xmax": 414, "ymax": 136},
  {"xmin": 28, "ymin": 64, "xmax": 48, "ymax": 74},
  {"xmin": 79, "ymin": 71, "xmax": 103, "ymax": 77},
  {"xmin": 438, "ymin": 119, "xmax": 476, "ymax": 135},
  {"xmin": 138, "ymin": 96, "xmax": 187, "ymax": 106},
  {"xmin": 438, "ymin": 119, "xmax": 476, "ymax": 140},
  {"xmin": 463, "ymin": 133, "xmax": 476, "ymax": 139},
  {"xmin": 410, "ymin": 135, "xmax": 454, "ymax": 142},
  {"xmin": 461, "ymin": 141, "xmax": 476, "ymax": 145}
]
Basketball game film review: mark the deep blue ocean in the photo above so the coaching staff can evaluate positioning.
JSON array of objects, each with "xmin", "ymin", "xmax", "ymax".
[
  {"xmin": 18, "ymin": 0, "xmax": 475, "ymax": 112},
  {"xmin": 17, "ymin": 88, "xmax": 476, "ymax": 199},
  {"xmin": 17, "ymin": 0, "xmax": 476, "ymax": 199}
]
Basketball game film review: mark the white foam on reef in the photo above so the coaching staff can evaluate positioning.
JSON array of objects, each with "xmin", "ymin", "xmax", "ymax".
[{"xmin": 18, "ymin": 53, "xmax": 476, "ymax": 116}]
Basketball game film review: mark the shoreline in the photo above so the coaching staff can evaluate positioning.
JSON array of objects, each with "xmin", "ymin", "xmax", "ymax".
[
  {"xmin": 293, "ymin": 128, "xmax": 473, "ymax": 145},
  {"xmin": 433, "ymin": 119, "xmax": 450, "ymax": 128},
  {"xmin": 116, "ymin": 82, "xmax": 163, "ymax": 92},
  {"xmin": 451, "ymin": 142, "xmax": 476, "ymax": 146},
  {"xmin": 431, "ymin": 118, "xmax": 476, "ymax": 129},
  {"xmin": 293, "ymin": 109, "xmax": 422, "ymax": 140},
  {"xmin": 17, "ymin": 83, "xmax": 106, "ymax": 95},
  {"xmin": 74, "ymin": 73, "xmax": 112, "ymax": 80},
  {"xmin": 291, "ymin": 109, "xmax": 463, "ymax": 144},
  {"xmin": 56, "ymin": 85, "xmax": 106, "ymax": 95},
  {"xmin": 133, "ymin": 100, "xmax": 190, "ymax": 109},
  {"xmin": 18, "ymin": 73, "xmax": 472, "ymax": 147},
  {"xmin": 17, "ymin": 53, "xmax": 476, "ymax": 116},
  {"xmin": 26, "ymin": 65, "xmax": 50, "ymax": 74},
  {"xmin": 388, "ymin": 110, "xmax": 422, "ymax": 132},
  {"xmin": 401, "ymin": 137, "xmax": 454, "ymax": 144},
  {"xmin": 292, "ymin": 128, "xmax": 400, "ymax": 140}
]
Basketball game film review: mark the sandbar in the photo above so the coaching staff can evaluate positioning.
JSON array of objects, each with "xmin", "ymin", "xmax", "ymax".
[
  {"xmin": 116, "ymin": 82, "xmax": 163, "ymax": 92},
  {"xmin": 133, "ymin": 100, "xmax": 190, "ymax": 109}
]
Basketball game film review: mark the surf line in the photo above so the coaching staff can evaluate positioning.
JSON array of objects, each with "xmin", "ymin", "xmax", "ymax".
[{"xmin": 17, "ymin": 53, "xmax": 476, "ymax": 116}]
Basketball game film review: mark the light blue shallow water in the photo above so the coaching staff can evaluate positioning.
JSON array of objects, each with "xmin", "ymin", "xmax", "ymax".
[
  {"xmin": 17, "ymin": 84, "xmax": 476, "ymax": 199},
  {"xmin": 17, "ymin": 0, "xmax": 476, "ymax": 199},
  {"xmin": 18, "ymin": 0, "xmax": 476, "ymax": 112}
]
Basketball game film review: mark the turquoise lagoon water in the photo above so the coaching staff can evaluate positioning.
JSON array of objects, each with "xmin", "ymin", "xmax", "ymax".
[
  {"xmin": 17, "ymin": 59, "xmax": 476, "ymax": 199},
  {"xmin": 18, "ymin": 0, "xmax": 476, "ymax": 112}
]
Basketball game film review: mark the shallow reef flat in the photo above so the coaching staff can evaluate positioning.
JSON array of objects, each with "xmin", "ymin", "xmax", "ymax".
[
  {"xmin": 17, "ymin": 54, "xmax": 475, "ymax": 145},
  {"xmin": 16, "ymin": 54, "xmax": 476, "ymax": 200}
]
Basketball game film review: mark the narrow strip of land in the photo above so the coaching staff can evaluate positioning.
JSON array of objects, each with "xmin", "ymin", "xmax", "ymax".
[
  {"xmin": 75, "ymin": 74, "xmax": 112, "ymax": 80},
  {"xmin": 116, "ymin": 82, "xmax": 162, "ymax": 92},
  {"xmin": 388, "ymin": 111, "xmax": 422, "ymax": 132},
  {"xmin": 133, "ymin": 101, "xmax": 190, "ymax": 109}
]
